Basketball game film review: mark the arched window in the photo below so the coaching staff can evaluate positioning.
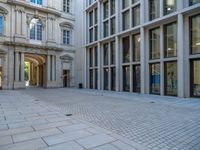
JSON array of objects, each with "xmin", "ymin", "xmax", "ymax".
[
  {"xmin": 63, "ymin": 0, "xmax": 71, "ymax": 13},
  {"xmin": 30, "ymin": 18, "xmax": 42, "ymax": 41},
  {"xmin": 30, "ymin": 0, "xmax": 43, "ymax": 5}
]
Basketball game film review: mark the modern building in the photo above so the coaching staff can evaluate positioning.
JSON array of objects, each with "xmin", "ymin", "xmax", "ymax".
[
  {"xmin": 85, "ymin": 0, "xmax": 200, "ymax": 98},
  {"xmin": 0, "ymin": 0, "xmax": 84, "ymax": 89},
  {"xmin": 0, "ymin": 0, "xmax": 200, "ymax": 99}
]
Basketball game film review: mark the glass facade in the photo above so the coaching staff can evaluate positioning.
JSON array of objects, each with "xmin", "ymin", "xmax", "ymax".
[
  {"xmin": 103, "ymin": 1, "xmax": 109, "ymax": 19},
  {"xmin": 123, "ymin": 0, "xmax": 130, "ymax": 9},
  {"xmin": 149, "ymin": 0, "xmax": 160, "ymax": 20},
  {"xmin": 123, "ymin": 66, "xmax": 130, "ymax": 91},
  {"xmin": 165, "ymin": 62, "xmax": 177, "ymax": 96},
  {"xmin": 110, "ymin": 41, "xmax": 116, "ymax": 65},
  {"xmin": 150, "ymin": 63, "xmax": 160, "ymax": 94},
  {"xmin": 111, "ymin": 67, "xmax": 116, "ymax": 91},
  {"xmin": 150, "ymin": 28, "xmax": 160, "ymax": 59},
  {"xmin": 190, "ymin": 15, "xmax": 200, "ymax": 54},
  {"xmin": 164, "ymin": 0, "xmax": 177, "ymax": 15},
  {"xmin": 89, "ymin": 69, "xmax": 93, "ymax": 89},
  {"xmin": 191, "ymin": 60, "xmax": 200, "ymax": 97},
  {"xmin": 111, "ymin": 0, "xmax": 115, "ymax": 15},
  {"xmin": 123, "ymin": 36, "xmax": 130, "ymax": 63},
  {"xmin": 164, "ymin": 22, "xmax": 177, "ymax": 57},
  {"xmin": 103, "ymin": 21, "xmax": 109, "ymax": 37},
  {"xmin": 104, "ymin": 68, "xmax": 109, "ymax": 90},
  {"xmin": 110, "ymin": 17, "xmax": 116, "ymax": 35},
  {"xmin": 89, "ymin": 48, "xmax": 93, "ymax": 67}
]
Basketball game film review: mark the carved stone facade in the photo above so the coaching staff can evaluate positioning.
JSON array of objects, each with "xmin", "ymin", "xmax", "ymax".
[{"xmin": 0, "ymin": 0, "xmax": 82, "ymax": 89}]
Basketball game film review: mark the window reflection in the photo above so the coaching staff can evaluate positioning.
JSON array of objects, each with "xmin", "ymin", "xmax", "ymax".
[{"xmin": 150, "ymin": 63, "xmax": 160, "ymax": 94}]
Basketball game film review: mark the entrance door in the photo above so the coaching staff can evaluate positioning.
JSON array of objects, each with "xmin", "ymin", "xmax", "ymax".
[
  {"xmin": 191, "ymin": 59, "xmax": 200, "ymax": 97},
  {"xmin": 0, "ymin": 67, "xmax": 2, "ymax": 90},
  {"xmin": 63, "ymin": 70, "xmax": 70, "ymax": 87}
]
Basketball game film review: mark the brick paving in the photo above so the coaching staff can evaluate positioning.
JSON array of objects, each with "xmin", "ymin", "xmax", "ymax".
[
  {"xmin": 0, "ymin": 88, "xmax": 200, "ymax": 150},
  {"xmin": 23, "ymin": 88, "xmax": 200, "ymax": 150}
]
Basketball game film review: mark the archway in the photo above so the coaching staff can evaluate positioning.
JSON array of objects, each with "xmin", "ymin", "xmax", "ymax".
[{"xmin": 24, "ymin": 54, "xmax": 46, "ymax": 87}]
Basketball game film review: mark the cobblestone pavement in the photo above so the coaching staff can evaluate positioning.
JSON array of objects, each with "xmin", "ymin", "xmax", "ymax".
[
  {"xmin": 22, "ymin": 88, "xmax": 200, "ymax": 150},
  {"xmin": 0, "ymin": 90, "xmax": 145, "ymax": 150}
]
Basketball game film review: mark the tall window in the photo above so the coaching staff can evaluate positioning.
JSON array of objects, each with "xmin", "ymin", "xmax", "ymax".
[
  {"xmin": 103, "ymin": 43, "xmax": 109, "ymax": 65},
  {"xmin": 123, "ymin": 0, "xmax": 129, "ymax": 9},
  {"xmin": 30, "ymin": 18, "xmax": 42, "ymax": 41},
  {"xmin": 30, "ymin": 0, "xmax": 42, "ymax": 5},
  {"xmin": 132, "ymin": 6, "xmax": 140, "ymax": 27},
  {"xmin": 103, "ymin": 21, "xmax": 109, "ymax": 37},
  {"xmin": 123, "ymin": 36, "xmax": 130, "ymax": 63},
  {"xmin": 63, "ymin": 30, "xmax": 71, "ymax": 45},
  {"xmin": 191, "ymin": 60, "xmax": 200, "ymax": 97},
  {"xmin": 0, "ymin": 16, "xmax": 2, "ymax": 35},
  {"xmin": 110, "ymin": 41, "xmax": 115, "ymax": 64},
  {"xmin": 122, "ymin": 10, "xmax": 130, "ymax": 31},
  {"xmin": 150, "ymin": 63, "xmax": 160, "ymax": 95},
  {"xmin": 190, "ymin": 14, "xmax": 200, "ymax": 54},
  {"xmin": 110, "ymin": 17, "xmax": 116, "ymax": 35},
  {"xmin": 123, "ymin": 66, "xmax": 130, "ymax": 91},
  {"xmin": 164, "ymin": 22, "xmax": 177, "ymax": 57},
  {"xmin": 164, "ymin": 62, "xmax": 177, "ymax": 96},
  {"xmin": 150, "ymin": 28, "xmax": 160, "ymax": 59},
  {"xmin": 164, "ymin": 0, "xmax": 176, "ymax": 15},
  {"xmin": 133, "ymin": 65, "xmax": 141, "ymax": 93},
  {"xmin": 133, "ymin": 34, "xmax": 140, "ymax": 61},
  {"xmin": 149, "ymin": 0, "xmax": 160, "ymax": 20},
  {"xmin": 111, "ymin": 0, "xmax": 115, "ymax": 15},
  {"xmin": 63, "ymin": 0, "xmax": 71, "ymax": 13},
  {"xmin": 189, "ymin": 0, "xmax": 200, "ymax": 6},
  {"xmin": 103, "ymin": 1, "xmax": 109, "ymax": 19},
  {"xmin": 104, "ymin": 68, "xmax": 109, "ymax": 90}
]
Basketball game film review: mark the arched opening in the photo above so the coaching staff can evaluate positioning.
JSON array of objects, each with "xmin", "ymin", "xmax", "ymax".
[{"xmin": 25, "ymin": 54, "xmax": 46, "ymax": 87}]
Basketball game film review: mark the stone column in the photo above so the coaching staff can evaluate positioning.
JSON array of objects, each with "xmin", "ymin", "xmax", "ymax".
[
  {"xmin": 140, "ymin": 27, "xmax": 145, "ymax": 94},
  {"xmin": 52, "ymin": 56, "xmax": 55, "ymax": 81},
  {"xmin": 20, "ymin": 52, "xmax": 24, "ymax": 82},
  {"xmin": 47, "ymin": 55, "xmax": 51, "ymax": 81},
  {"xmin": 15, "ymin": 52, "xmax": 19, "ymax": 82},
  {"xmin": 177, "ymin": 14, "xmax": 185, "ymax": 98}
]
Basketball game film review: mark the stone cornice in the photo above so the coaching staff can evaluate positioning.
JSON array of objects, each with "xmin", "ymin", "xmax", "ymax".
[
  {"xmin": 7, "ymin": 0, "xmax": 61, "ymax": 16},
  {"xmin": 3, "ymin": 41, "xmax": 64, "ymax": 51}
]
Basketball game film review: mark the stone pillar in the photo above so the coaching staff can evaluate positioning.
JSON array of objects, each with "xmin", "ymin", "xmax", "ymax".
[
  {"xmin": 115, "ymin": 36, "xmax": 120, "ymax": 92},
  {"xmin": 47, "ymin": 55, "xmax": 51, "ymax": 81},
  {"xmin": 20, "ymin": 52, "xmax": 24, "ymax": 82},
  {"xmin": 52, "ymin": 55, "xmax": 55, "ymax": 81},
  {"xmin": 140, "ymin": 27, "xmax": 145, "ymax": 94},
  {"xmin": 15, "ymin": 52, "xmax": 19, "ymax": 82},
  {"xmin": 177, "ymin": 14, "xmax": 185, "ymax": 98}
]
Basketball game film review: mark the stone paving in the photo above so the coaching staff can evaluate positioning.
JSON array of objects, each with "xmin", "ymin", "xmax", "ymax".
[
  {"xmin": 22, "ymin": 88, "xmax": 200, "ymax": 150},
  {"xmin": 0, "ymin": 90, "xmax": 146, "ymax": 150}
]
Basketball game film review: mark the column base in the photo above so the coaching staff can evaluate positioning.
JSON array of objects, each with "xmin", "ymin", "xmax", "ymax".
[{"xmin": 13, "ymin": 81, "xmax": 26, "ymax": 89}]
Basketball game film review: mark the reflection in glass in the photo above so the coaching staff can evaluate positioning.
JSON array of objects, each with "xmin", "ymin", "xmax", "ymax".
[
  {"xmin": 132, "ymin": 6, "xmax": 140, "ymax": 27},
  {"xmin": 123, "ymin": 36, "xmax": 130, "ymax": 63},
  {"xmin": 164, "ymin": 0, "xmax": 177, "ymax": 15},
  {"xmin": 150, "ymin": 63, "xmax": 160, "ymax": 94},
  {"xmin": 122, "ymin": 10, "xmax": 130, "ymax": 31},
  {"xmin": 123, "ymin": 0, "xmax": 129, "ymax": 9},
  {"xmin": 123, "ymin": 66, "xmax": 130, "ymax": 91},
  {"xmin": 149, "ymin": 0, "xmax": 160, "ymax": 20},
  {"xmin": 103, "ymin": 1, "xmax": 109, "ymax": 19},
  {"xmin": 192, "ymin": 60, "xmax": 200, "ymax": 97},
  {"xmin": 189, "ymin": 0, "xmax": 200, "ymax": 6},
  {"xmin": 190, "ymin": 15, "xmax": 200, "ymax": 54},
  {"xmin": 150, "ymin": 28, "xmax": 160, "ymax": 59},
  {"xmin": 133, "ymin": 34, "xmax": 140, "ymax": 61},
  {"xmin": 133, "ymin": 65, "xmax": 141, "ymax": 93},
  {"xmin": 164, "ymin": 22, "xmax": 177, "ymax": 57},
  {"xmin": 165, "ymin": 62, "xmax": 177, "ymax": 96}
]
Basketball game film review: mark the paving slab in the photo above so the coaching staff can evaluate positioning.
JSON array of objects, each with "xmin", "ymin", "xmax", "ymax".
[
  {"xmin": 0, "ymin": 136, "xmax": 13, "ymax": 146},
  {"xmin": 76, "ymin": 133, "xmax": 116, "ymax": 149}
]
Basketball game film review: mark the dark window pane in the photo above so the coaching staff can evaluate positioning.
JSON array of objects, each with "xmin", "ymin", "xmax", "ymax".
[
  {"xmin": 95, "ymin": 69, "xmax": 98, "ymax": 89},
  {"xmin": 111, "ymin": 41, "xmax": 116, "ymax": 64},
  {"xmin": 104, "ymin": 68, "xmax": 109, "ymax": 90},
  {"xmin": 89, "ymin": 48, "xmax": 93, "ymax": 67},
  {"xmin": 189, "ymin": 0, "xmax": 200, "ymax": 6},
  {"xmin": 149, "ymin": 0, "xmax": 160, "ymax": 20},
  {"xmin": 89, "ymin": 69, "xmax": 93, "ymax": 89},
  {"xmin": 132, "ymin": 6, "xmax": 140, "ymax": 27},
  {"xmin": 133, "ymin": 65, "xmax": 141, "ymax": 93},
  {"xmin": 123, "ymin": 66, "xmax": 130, "ymax": 91},
  {"xmin": 123, "ymin": 36, "xmax": 130, "ymax": 63},
  {"xmin": 122, "ymin": 10, "xmax": 130, "ymax": 31},
  {"xmin": 150, "ymin": 63, "xmax": 160, "ymax": 94},
  {"xmin": 165, "ymin": 62, "xmax": 178, "ymax": 96},
  {"xmin": 103, "ymin": 1, "xmax": 109, "ymax": 19},
  {"xmin": 111, "ymin": 67, "xmax": 116, "ymax": 91},
  {"xmin": 103, "ymin": 44, "xmax": 109, "ymax": 65}
]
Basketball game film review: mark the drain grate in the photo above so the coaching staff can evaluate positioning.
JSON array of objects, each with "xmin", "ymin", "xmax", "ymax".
[{"xmin": 65, "ymin": 114, "xmax": 73, "ymax": 116}]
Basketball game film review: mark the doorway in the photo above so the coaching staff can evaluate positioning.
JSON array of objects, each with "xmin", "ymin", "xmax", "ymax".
[
  {"xmin": 63, "ymin": 70, "xmax": 70, "ymax": 87},
  {"xmin": 0, "ymin": 67, "xmax": 2, "ymax": 90}
]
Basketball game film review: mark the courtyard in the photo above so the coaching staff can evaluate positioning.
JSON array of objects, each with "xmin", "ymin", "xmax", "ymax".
[{"xmin": 0, "ymin": 88, "xmax": 200, "ymax": 150}]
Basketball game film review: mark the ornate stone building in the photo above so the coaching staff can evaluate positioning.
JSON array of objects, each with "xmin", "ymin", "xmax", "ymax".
[{"xmin": 0, "ymin": 0, "xmax": 83, "ymax": 89}]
